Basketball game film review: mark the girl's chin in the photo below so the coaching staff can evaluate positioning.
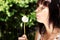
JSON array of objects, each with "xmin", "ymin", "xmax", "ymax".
[
  {"xmin": 37, "ymin": 20, "xmax": 43, "ymax": 23},
  {"xmin": 37, "ymin": 20, "xmax": 45, "ymax": 25}
]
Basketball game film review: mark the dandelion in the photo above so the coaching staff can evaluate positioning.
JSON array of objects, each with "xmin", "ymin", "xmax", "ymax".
[
  {"xmin": 22, "ymin": 16, "xmax": 28, "ymax": 22},
  {"xmin": 22, "ymin": 16, "xmax": 28, "ymax": 34}
]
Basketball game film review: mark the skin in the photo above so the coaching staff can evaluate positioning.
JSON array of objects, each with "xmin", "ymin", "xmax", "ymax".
[{"xmin": 18, "ymin": 34, "xmax": 28, "ymax": 40}]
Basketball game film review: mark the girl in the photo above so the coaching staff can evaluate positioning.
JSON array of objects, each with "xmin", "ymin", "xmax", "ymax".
[{"xmin": 18, "ymin": 0, "xmax": 60, "ymax": 40}]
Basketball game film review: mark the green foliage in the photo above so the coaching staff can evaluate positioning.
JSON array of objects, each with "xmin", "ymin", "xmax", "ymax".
[{"xmin": 0, "ymin": 0, "xmax": 37, "ymax": 40}]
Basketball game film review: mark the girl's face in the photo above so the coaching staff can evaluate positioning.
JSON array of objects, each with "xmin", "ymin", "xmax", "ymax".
[{"xmin": 36, "ymin": 4, "xmax": 49, "ymax": 24}]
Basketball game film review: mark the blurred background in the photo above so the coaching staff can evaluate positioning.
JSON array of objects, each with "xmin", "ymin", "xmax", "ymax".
[{"xmin": 0, "ymin": 0, "xmax": 37, "ymax": 40}]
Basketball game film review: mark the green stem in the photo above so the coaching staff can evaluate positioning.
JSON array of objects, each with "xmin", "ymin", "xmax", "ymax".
[{"xmin": 24, "ymin": 22, "xmax": 25, "ymax": 34}]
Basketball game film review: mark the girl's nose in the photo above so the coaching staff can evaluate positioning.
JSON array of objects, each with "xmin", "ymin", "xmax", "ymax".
[
  {"xmin": 35, "ymin": 7, "xmax": 41, "ymax": 13},
  {"xmin": 35, "ymin": 8, "xmax": 38, "ymax": 13}
]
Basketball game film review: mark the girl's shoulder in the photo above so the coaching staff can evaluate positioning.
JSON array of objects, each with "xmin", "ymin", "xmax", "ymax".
[
  {"xmin": 49, "ymin": 28, "xmax": 60, "ymax": 40},
  {"xmin": 55, "ymin": 33, "xmax": 60, "ymax": 40}
]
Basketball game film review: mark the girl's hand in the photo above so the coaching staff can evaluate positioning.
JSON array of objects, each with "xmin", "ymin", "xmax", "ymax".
[{"xmin": 18, "ymin": 34, "xmax": 28, "ymax": 40}]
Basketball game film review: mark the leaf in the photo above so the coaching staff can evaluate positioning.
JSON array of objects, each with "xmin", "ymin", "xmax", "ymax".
[{"xmin": 20, "ymin": 23, "xmax": 23, "ymax": 28}]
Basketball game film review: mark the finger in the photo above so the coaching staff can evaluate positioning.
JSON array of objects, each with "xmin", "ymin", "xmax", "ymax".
[
  {"xmin": 18, "ymin": 37, "xmax": 26, "ymax": 40},
  {"xmin": 22, "ymin": 34, "xmax": 27, "ymax": 38}
]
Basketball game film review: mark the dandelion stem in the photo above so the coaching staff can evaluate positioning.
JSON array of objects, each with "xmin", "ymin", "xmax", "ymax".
[{"xmin": 24, "ymin": 22, "xmax": 25, "ymax": 34}]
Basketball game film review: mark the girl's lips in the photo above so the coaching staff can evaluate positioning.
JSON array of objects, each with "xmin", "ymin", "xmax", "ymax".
[
  {"xmin": 37, "ymin": 16, "xmax": 40, "ymax": 19},
  {"xmin": 36, "ymin": 15, "xmax": 40, "ymax": 18},
  {"xmin": 36, "ymin": 13, "xmax": 41, "ymax": 19}
]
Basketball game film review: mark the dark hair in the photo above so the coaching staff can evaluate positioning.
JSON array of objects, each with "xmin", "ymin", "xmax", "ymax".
[
  {"xmin": 37, "ymin": 0, "xmax": 50, "ymax": 7},
  {"xmin": 49, "ymin": 0, "xmax": 60, "ymax": 28},
  {"xmin": 37, "ymin": 0, "xmax": 60, "ymax": 34}
]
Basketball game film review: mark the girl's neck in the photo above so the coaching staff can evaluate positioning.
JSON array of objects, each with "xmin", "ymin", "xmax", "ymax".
[
  {"xmin": 44, "ymin": 21, "xmax": 53, "ymax": 34},
  {"xmin": 44, "ymin": 22, "xmax": 60, "ymax": 34}
]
